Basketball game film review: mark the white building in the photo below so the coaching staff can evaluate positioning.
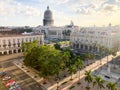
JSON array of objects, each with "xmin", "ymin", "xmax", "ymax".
[
  {"xmin": 70, "ymin": 25, "xmax": 120, "ymax": 52},
  {"xmin": 0, "ymin": 27, "xmax": 12, "ymax": 31},
  {"xmin": 34, "ymin": 23, "xmax": 79, "ymax": 40},
  {"xmin": 0, "ymin": 34, "xmax": 44, "ymax": 55}
]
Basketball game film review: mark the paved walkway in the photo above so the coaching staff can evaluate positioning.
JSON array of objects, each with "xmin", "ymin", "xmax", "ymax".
[{"xmin": 13, "ymin": 52, "xmax": 120, "ymax": 90}]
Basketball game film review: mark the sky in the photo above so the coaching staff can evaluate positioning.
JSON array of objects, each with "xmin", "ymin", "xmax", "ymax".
[{"xmin": 0, "ymin": 0, "xmax": 120, "ymax": 27}]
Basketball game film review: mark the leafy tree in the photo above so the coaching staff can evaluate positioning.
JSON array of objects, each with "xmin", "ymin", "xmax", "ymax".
[
  {"xmin": 21, "ymin": 40, "xmax": 39, "ymax": 56},
  {"xmin": 54, "ymin": 43, "xmax": 61, "ymax": 50},
  {"xmin": 22, "ymin": 43, "xmax": 64, "ymax": 79},
  {"xmin": 23, "ymin": 47, "xmax": 40, "ymax": 68},
  {"xmin": 38, "ymin": 45, "xmax": 61, "ymax": 78},
  {"xmin": 106, "ymin": 82, "xmax": 118, "ymax": 90},
  {"xmin": 93, "ymin": 76, "xmax": 105, "ymax": 90}
]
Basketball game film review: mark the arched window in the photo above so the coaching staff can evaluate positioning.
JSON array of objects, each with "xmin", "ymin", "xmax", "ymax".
[
  {"xmin": 3, "ymin": 40, "xmax": 6, "ymax": 48},
  {"xmin": 13, "ymin": 39, "xmax": 16, "ymax": 47},
  {"xmin": 8, "ymin": 40, "xmax": 11, "ymax": 47}
]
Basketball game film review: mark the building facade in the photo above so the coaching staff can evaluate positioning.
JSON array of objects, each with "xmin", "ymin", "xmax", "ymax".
[
  {"xmin": 70, "ymin": 26, "xmax": 120, "ymax": 52},
  {"xmin": 34, "ymin": 22, "xmax": 79, "ymax": 40},
  {"xmin": 0, "ymin": 34, "xmax": 44, "ymax": 55},
  {"xmin": 0, "ymin": 27, "xmax": 12, "ymax": 31}
]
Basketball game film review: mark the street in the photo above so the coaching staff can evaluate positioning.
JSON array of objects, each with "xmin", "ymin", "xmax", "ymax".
[{"xmin": 0, "ymin": 57, "xmax": 44, "ymax": 90}]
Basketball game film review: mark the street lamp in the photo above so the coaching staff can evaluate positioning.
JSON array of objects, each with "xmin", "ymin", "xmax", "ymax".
[
  {"xmin": 57, "ymin": 80, "xmax": 59, "ymax": 90},
  {"xmin": 56, "ymin": 77, "xmax": 60, "ymax": 90}
]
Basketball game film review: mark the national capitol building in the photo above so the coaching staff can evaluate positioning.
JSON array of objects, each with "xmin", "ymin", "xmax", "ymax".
[{"xmin": 34, "ymin": 6, "xmax": 79, "ymax": 40}]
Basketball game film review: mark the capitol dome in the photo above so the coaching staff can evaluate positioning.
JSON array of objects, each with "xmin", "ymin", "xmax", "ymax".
[
  {"xmin": 44, "ymin": 6, "xmax": 53, "ymax": 20},
  {"xmin": 43, "ymin": 6, "xmax": 54, "ymax": 26}
]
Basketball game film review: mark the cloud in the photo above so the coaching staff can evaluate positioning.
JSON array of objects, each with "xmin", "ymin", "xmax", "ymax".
[
  {"xmin": 75, "ymin": 0, "xmax": 120, "ymax": 15},
  {"xmin": 116, "ymin": 0, "xmax": 120, "ymax": 2},
  {"xmin": 38, "ymin": 0, "xmax": 69, "ymax": 5},
  {"xmin": 0, "ymin": 0, "xmax": 41, "ymax": 16},
  {"xmin": 67, "ymin": 0, "xmax": 107, "ymax": 15},
  {"xmin": 0, "ymin": 0, "xmax": 120, "ymax": 26},
  {"xmin": 76, "ymin": 4, "xmax": 97, "ymax": 15},
  {"xmin": 101, "ymin": 4, "xmax": 120, "ymax": 13},
  {"xmin": 54, "ymin": 0, "xmax": 69, "ymax": 4}
]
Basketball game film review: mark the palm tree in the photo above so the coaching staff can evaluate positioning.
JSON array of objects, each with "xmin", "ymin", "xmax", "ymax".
[
  {"xmin": 111, "ymin": 49, "xmax": 117, "ymax": 69},
  {"xmin": 85, "ymin": 52, "xmax": 92, "ymax": 66},
  {"xmin": 68, "ymin": 65, "xmax": 76, "ymax": 80},
  {"xmin": 106, "ymin": 82, "xmax": 118, "ymax": 90},
  {"xmin": 99, "ymin": 45, "xmax": 105, "ymax": 65},
  {"xmin": 105, "ymin": 48, "xmax": 111, "ymax": 66},
  {"xmin": 85, "ymin": 70, "xmax": 93, "ymax": 90},
  {"xmin": 93, "ymin": 76, "xmax": 105, "ymax": 90},
  {"xmin": 93, "ymin": 43, "xmax": 98, "ymax": 52},
  {"xmin": 75, "ymin": 57, "xmax": 84, "ymax": 84}
]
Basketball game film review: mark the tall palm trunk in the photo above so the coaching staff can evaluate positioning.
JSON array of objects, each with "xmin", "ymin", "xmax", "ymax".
[
  {"xmin": 78, "ymin": 69, "xmax": 81, "ymax": 84},
  {"xmin": 71, "ymin": 73, "xmax": 73, "ymax": 80},
  {"xmin": 98, "ymin": 86, "xmax": 100, "ymax": 90},
  {"xmin": 78, "ymin": 70, "xmax": 80, "ymax": 80},
  {"xmin": 57, "ymin": 80, "xmax": 59, "ymax": 90},
  {"xmin": 107, "ymin": 54, "xmax": 108, "ymax": 66},
  {"xmin": 100, "ymin": 53, "xmax": 102, "ymax": 65},
  {"xmin": 63, "ymin": 69, "xmax": 66, "ymax": 77}
]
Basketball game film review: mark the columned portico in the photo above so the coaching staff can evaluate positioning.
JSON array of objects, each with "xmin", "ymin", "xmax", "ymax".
[{"xmin": 72, "ymin": 43, "xmax": 102, "ymax": 53}]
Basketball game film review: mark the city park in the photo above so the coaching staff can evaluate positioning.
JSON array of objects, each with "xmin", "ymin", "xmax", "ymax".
[{"xmin": 21, "ymin": 40, "xmax": 119, "ymax": 90}]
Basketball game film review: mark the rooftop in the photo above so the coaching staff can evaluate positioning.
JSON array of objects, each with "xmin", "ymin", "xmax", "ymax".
[{"xmin": 0, "ymin": 33, "xmax": 42, "ymax": 38}]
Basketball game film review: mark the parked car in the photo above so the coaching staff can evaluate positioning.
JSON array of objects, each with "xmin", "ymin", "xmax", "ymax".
[
  {"xmin": 6, "ymin": 80, "xmax": 16, "ymax": 87},
  {"xmin": 2, "ymin": 75, "xmax": 11, "ymax": 80},
  {"xmin": 0, "ymin": 71, "xmax": 7, "ymax": 77},
  {"xmin": 9, "ymin": 84, "xmax": 22, "ymax": 90}
]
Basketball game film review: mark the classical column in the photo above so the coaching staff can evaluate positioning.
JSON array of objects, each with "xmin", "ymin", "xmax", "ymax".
[
  {"xmin": 88, "ymin": 45, "xmax": 90, "ymax": 51},
  {"xmin": 1, "ymin": 51, "xmax": 4, "ymax": 55},
  {"xmin": 16, "ymin": 49, "xmax": 18, "ymax": 53},
  {"xmin": 79, "ymin": 44, "xmax": 81, "ymax": 49},
  {"xmin": 20, "ymin": 49, "xmax": 22, "ymax": 52},
  {"xmin": 97, "ymin": 46, "xmax": 99, "ymax": 52},
  {"xmin": 83, "ymin": 45, "xmax": 85, "ymax": 50},
  {"xmin": 6, "ymin": 50, "xmax": 9, "ymax": 54}
]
